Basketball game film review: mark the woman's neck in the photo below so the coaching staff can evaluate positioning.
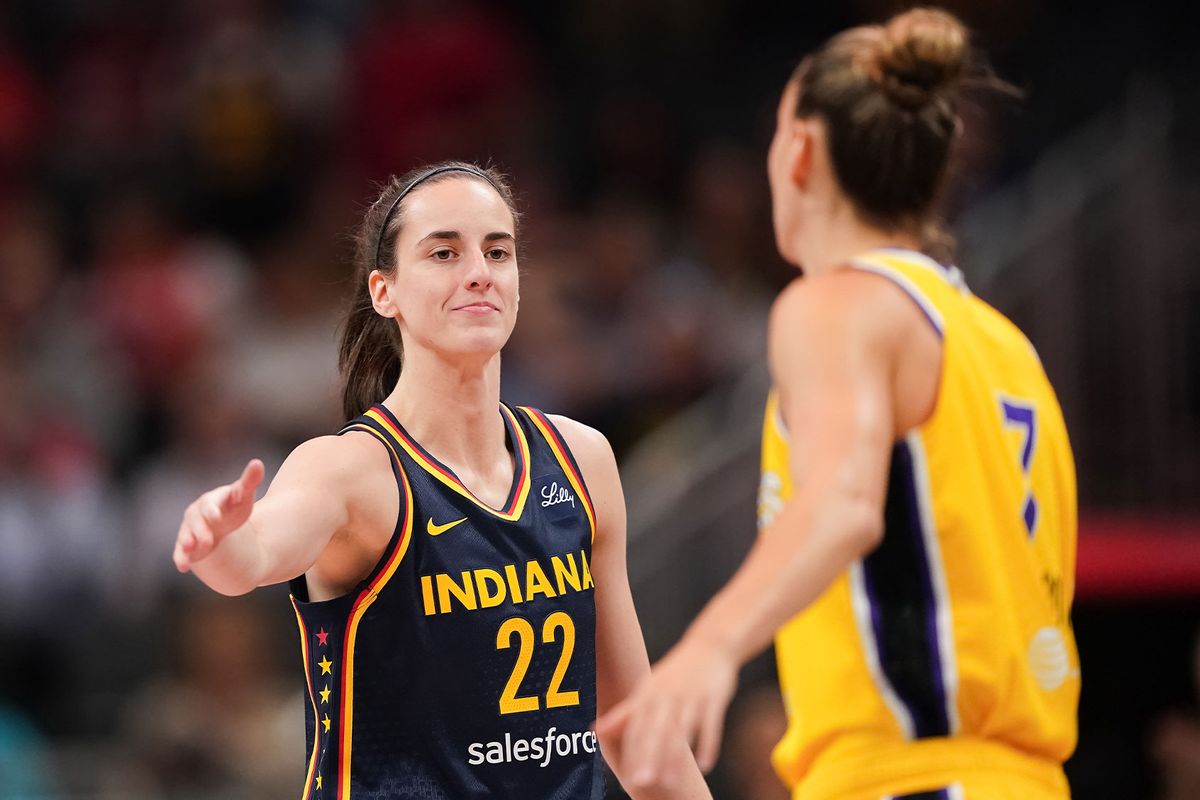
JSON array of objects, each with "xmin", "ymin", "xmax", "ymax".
[
  {"xmin": 382, "ymin": 348, "xmax": 507, "ymax": 471},
  {"xmin": 792, "ymin": 202, "xmax": 922, "ymax": 279}
]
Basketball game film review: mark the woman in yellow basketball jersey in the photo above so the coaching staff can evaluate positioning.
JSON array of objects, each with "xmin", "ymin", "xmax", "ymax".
[
  {"xmin": 597, "ymin": 9, "xmax": 1080, "ymax": 800},
  {"xmin": 171, "ymin": 161, "xmax": 710, "ymax": 799}
]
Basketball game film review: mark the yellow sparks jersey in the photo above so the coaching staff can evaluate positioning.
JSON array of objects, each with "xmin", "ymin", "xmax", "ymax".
[{"xmin": 761, "ymin": 249, "xmax": 1079, "ymax": 800}]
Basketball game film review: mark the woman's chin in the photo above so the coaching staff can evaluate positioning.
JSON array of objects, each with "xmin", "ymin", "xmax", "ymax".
[{"xmin": 442, "ymin": 336, "xmax": 511, "ymax": 363}]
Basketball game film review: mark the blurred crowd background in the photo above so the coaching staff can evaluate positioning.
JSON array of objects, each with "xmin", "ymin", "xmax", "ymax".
[{"xmin": 0, "ymin": 0, "xmax": 1197, "ymax": 798}]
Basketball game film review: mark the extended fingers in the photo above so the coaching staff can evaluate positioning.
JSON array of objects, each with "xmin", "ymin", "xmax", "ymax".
[
  {"xmin": 202, "ymin": 490, "xmax": 227, "ymax": 524},
  {"xmin": 225, "ymin": 459, "xmax": 265, "ymax": 509},
  {"xmin": 593, "ymin": 701, "xmax": 630, "ymax": 740},
  {"xmin": 175, "ymin": 461, "xmax": 258, "ymax": 574},
  {"xmin": 625, "ymin": 697, "xmax": 678, "ymax": 788},
  {"xmin": 240, "ymin": 458, "xmax": 265, "ymax": 492},
  {"xmin": 659, "ymin": 700, "xmax": 705, "ymax": 786},
  {"xmin": 173, "ymin": 537, "xmax": 191, "ymax": 572},
  {"xmin": 695, "ymin": 696, "xmax": 728, "ymax": 773},
  {"xmin": 178, "ymin": 502, "xmax": 216, "ymax": 565}
]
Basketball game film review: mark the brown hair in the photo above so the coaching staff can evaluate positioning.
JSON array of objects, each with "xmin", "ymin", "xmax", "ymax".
[
  {"xmin": 791, "ymin": 7, "xmax": 1004, "ymax": 255},
  {"xmin": 338, "ymin": 161, "xmax": 519, "ymax": 420}
]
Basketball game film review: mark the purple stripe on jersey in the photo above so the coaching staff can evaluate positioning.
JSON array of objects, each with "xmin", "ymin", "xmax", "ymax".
[
  {"xmin": 861, "ymin": 440, "xmax": 951, "ymax": 739},
  {"xmin": 903, "ymin": 441, "xmax": 950, "ymax": 738},
  {"xmin": 847, "ymin": 262, "xmax": 944, "ymax": 340},
  {"xmin": 892, "ymin": 789, "xmax": 952, "ymax": 800}
]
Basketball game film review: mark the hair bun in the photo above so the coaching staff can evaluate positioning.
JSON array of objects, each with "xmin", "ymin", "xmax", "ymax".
[{"xmin": 875, "ymin": 7, "xmax": 969, "ymax": 110}]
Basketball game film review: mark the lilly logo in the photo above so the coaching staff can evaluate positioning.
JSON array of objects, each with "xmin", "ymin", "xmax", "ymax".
[{"xmin": 540, "ymin": 481, "xmax": 576, "ymax": 509}]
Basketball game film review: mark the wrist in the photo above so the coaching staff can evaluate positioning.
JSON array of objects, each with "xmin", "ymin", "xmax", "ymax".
[{"xmin": 681, "ymin": 606, "xmax": 745, "ymax": 669}]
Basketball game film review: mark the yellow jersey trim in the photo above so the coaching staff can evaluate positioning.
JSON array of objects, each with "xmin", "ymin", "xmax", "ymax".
[
  {"xmin": 331, "ymin": 423, "xmax": 416, "ymax": 799},
  {"xmin": 290, "ymin": 598, "xmax": 320, "ymax": 800},
  {"xmin": 519, "ymin": 408, "xmax": 597, "ymax": 544},
  {"xmin": 363, "ymin": 406, "xmax": 532, "ymax": 522}
]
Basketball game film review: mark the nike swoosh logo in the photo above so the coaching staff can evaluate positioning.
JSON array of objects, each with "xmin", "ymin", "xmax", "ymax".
[{"xmin": 426, "ymin": 517, "xmax": 468, "ymax": 536}]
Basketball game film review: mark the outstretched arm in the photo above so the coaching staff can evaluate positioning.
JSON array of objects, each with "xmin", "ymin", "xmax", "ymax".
[
  {"xmin": 551, "ymin": 416, "xmax": 712, "ymax": 800},
  {"xmin": 173, "ymin": 434, "xmax": 371, "ymax": 596},
  {"xmin": 596, "ymin": 272, "xmax": 914, "ymax": 784}
]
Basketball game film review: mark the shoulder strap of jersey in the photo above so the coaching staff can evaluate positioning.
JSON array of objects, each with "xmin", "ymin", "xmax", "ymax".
[
  {"xmin": 288, "ymin": 411, "xmax": 416, "ymax": 601},
  {"xmin": 516, "ymin": 406, "xmax": 598, "ymax": 543},
  {"xmin": 846, "ymin": 248, "xmax": 970, "ymax": 339},
  {"xmin": 340, "ymin": 410, "xmax": 407, "ymax": 476}
]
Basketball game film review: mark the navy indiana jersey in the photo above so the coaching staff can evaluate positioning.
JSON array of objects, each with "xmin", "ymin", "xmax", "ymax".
[{"xmin": 289, "ymin": 403, "xmax": 604, "ymax": 799}]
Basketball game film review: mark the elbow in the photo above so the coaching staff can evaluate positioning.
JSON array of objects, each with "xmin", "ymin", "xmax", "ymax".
[
  {"xmin": 209, "ymin": 583, "xmax": 256, "ymax": 598},
  {"xmin": 213, "ymin": 582, "xmax": 257, "ymax": 598},
  {"xmin": 842, "ymin": 501, "xmax": 884, "ymax": 556},
  {"xmin": 198, "ymin": 573, "xmax": 260, "ymax": 597}
]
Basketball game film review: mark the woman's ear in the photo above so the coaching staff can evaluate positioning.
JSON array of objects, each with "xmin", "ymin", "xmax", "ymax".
[
  {"xmin": 368, "ymin": 270, "xmax": 399, "ymax": 318},
  {"xmin": 789, "ymin": 119, "xmax": 813, "ymax": 190}
]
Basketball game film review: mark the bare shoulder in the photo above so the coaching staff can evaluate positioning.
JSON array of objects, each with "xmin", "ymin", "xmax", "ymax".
[
  {"xmin": 543, "ymin": 414, "xmax": 614, "ymax": 464},
  {"xmin": 770, "ymin": 270, "xmax": 925, "ymax": 359},
  {"xmin": 772, "ymin": 270, "xmax": 914, "ymax": 328},
  {"xmin": 542, "ymin": 414, "xmax": 620, "ymax": 494},
  {"xmin": 277, "ymin": 430, "xmax": 400, "ymax": 547},
  {"xmin": 273, "ymin": 430, "xmax": 394, "ymax": 494}
]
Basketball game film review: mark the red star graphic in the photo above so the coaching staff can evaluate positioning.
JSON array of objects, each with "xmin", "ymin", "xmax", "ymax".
[{"xmin": 316, "ymin": 628, "xmax": 329, "ymax": 646}]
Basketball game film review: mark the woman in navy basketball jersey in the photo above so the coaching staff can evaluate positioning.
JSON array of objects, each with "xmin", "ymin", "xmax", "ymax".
[{"xmin": 173, "ymin": 161, "xmax": 710, "ymax": 800}]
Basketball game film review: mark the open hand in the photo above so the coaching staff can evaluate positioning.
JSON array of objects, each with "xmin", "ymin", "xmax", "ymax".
[
  {"xmin": 595, "ymin": 634, "xmax": 738, "ymax": 788},
  {"xmin": 173, "ymin": 459, "xmax": 265, "ymax": 572}
]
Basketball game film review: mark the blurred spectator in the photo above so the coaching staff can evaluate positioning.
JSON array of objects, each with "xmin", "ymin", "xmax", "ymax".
[
  {"xmin": 87, "ymin": 183, "xmax": 249, "ymax": 430},
  {"xmin": 0, "ymin": 341, "xmax": 123, "ymax": 641},
  {"xmin": 46, "ymin": 8, "xmax": 163, "ymax": 185},
  {"xmin": 120, "ymin": 593, "xmax": 303, "ymax": 799},
  {"xmin": 0, "ymin": 634, "xmax": 64, "ymax": 793},
  {"xmin": 127, "ymin": 347, "xmax": 283, "ymax": 615},
  {"xmin": 155, "ymin": 0, "xmax": 348, "ymax": 243},
  {"xmin": 0, "ymin": 200, "xmax": 134, "ymax": 454},
  {"xmin": 555, "ymin": 199, "xmax": 700, "ymax": 450},
  {"xmin": 226, "ymin": 227, "xmax": 343, "ymax": 444},
  {"xmin": 1150, "ymin": 627, "xmax": 1200, "ymax": 800},
  {"xmin": 0, "ymin": 198, "xmax": 129, "ymax": 740},
  {"xmin": 0, "ymin": 702, "xmax": 54, "ymax": 799},
  {"xmin": 499, "ymin": 213, "xmax": 608, "ymax": 414},
  {"xmin": 560, "ymin": 166, "xmax": 774, "ymax": 451},
  {"xmin": 665, "ymin": 143, "xmax": 780, "ymax": 370},
  {"xmin": 0, "ymin": 36, "xmax": 46, "ymax": 205},
  {"xmin": 347, "ymin": 1, "xmax": 537, "ymax": 178},
  {"xmin": 721, "ymin": 683, "xmax": 789, "ymax": 800},
  {"xmin": 585, "ymin": 87, "xmax": 684, "ymax": 209}
]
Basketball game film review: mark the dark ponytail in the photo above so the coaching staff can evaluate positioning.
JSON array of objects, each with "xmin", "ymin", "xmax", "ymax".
[
  {"xmin": 338, "ymin": 276, "xmax": 404, "ymax": 422},
  {"xmin": 338, "ymin": 161, "xmax": 519, "ymax": 420}
]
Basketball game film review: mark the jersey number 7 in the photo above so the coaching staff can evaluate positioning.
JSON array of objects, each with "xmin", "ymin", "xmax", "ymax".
[{"xmin": 999, "ymin": 396, "xmax": 1038, "ymax": 537}]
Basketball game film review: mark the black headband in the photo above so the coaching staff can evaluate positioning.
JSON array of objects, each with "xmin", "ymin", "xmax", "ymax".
[{"xmin": 374, "ymin": 164, "xmax": 499, "ymax": 268}]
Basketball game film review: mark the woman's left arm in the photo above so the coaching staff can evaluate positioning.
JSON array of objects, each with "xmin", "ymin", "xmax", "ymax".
[
  {"xmin": 594, "ymin": 271, "xmax": 914, "ymax": 787},
  {"xmin": 550, "ymin": 416, "xmax": 712, "ymax": 800}
]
